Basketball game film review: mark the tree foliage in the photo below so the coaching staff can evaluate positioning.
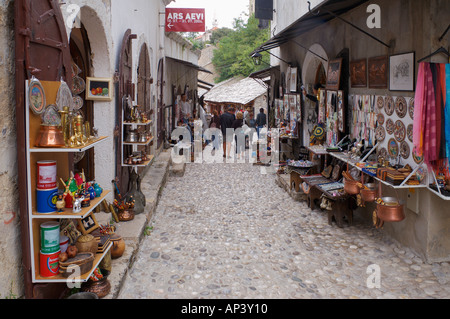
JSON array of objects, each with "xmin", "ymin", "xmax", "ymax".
[{"xmin": 212, "ymin": 14, "xmax": 270, "ymax": 83}]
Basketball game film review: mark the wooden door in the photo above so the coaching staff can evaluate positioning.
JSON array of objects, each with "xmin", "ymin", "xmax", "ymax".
[
  {"xmin": 15, "ymin": 0, "xmax": 72, "ymax": 299},
  {"xmin": 116, "ymin": 29, "xmax": 137, "ymax": 195}
]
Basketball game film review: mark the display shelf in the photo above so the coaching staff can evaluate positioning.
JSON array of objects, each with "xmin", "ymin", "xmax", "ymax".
[
  {"xmin": 428, "ymin": 186, "xmax": 450, "ymax": 200},
  {"xmin": 122, "ymin": 136, "xmax": 154, "ymax": 146},
  {"xmin": 122, "ymin": 155, "xmax": 155, "ymax": 167},
  {"xmin": 32, "ymin": 242, "xmax": 112, "ymax": 283},
  {"xmin": 308, "ymin": 145, "xmax": 329, "ymax": 155},
  {"xmin": 30, "ymin": 136, "xmax": 109, "ymax": 153},
  {"xmin": 123, "ymin": 119, "xmax": 152, "ymax": 126},
  {"xmin": 32, "ymin": 190, "xmax": 110, "ymax": 219},
  {"xmin": 328, "ymin": 151, "xmax": 426, "ymax": 189}
]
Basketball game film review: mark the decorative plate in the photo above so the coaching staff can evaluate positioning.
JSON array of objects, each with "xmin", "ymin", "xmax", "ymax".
[
  {"xmin": 416, "ymin": 167, "xmax": 426, "ymax": 183},
  {"xmin": 378, "ymin": 147, "xmax": 388, "ymax": 161},
  {"xmin": 400, "ymin": 141, "xmax": 410, "ymax": 159},
  {"xmin": 72, "ymin": 76, "xmax": 86, "ymax": 95},
  {"xmin": 376, "ymin": 126, "xmax": 386, "ymax": 142},
  {"xmin": 394, "ymin": 120, "xmax": 406, "ymax": 142},
  {"xmin": 385, "ymin": 96, "xmax": 395, "ymax": 116},
  {"xmin": 28, "ymin": 80, "xmax": 46, "ymax": 115},
  {"xmin": 42, "ymin": 104, "xmax": 61, "ymax": 126},
  {"xmin": 56, "ymin": 81, "xmax": 74, "ymax": 111},
  {"xmin": 377, "ymin": 113, "xmax": 385, "ymax": 125},
  {"xmin": 409, "ymin": 98, "xmax": 414, "ymax": 120},
  {"xmin": 73, "ymin": 95, "xmax": 84, "ymax": 110},
  {"xmin": 388, "ymin": 138, "xmax": 399, "ymax": 157},
  {"xmin": 377, "ymin": 96, "xmax": 385, "ymax": 109},
  {"xmin": 412, "ymin": 147, "xmax": 424, "ymax": 164},
  {"xmin": 395, "ymin": 97, "xmax": 407, "ymax": 118},
  {"xmin": 407, "ymin": 124, "xmax": 413, "ymax": 142},
  {"xmin": 386, "ymin": 118, "xmax": 395, "ymax": 135}
]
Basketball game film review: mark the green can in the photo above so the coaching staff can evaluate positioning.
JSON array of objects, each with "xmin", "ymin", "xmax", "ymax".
[{"xmin": 40, "ymin": 222, "xmax": 60, "ymax": 254}]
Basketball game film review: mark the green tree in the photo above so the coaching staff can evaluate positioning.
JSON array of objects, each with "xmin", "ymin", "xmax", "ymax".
[
  {"xmin": 212, "ymin": 14, "xmax": 270, "ymax": 83},
  {"xmin": 210, "ymin": 27, "xmax": 233, "ymax": 45}
]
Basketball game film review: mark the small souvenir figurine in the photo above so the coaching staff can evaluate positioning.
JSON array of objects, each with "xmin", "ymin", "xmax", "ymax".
[
  {"xmin": 73, "ymin": 196, "xmax": 84, "ymax": 213},
  {"xmin": 56, "ymin": 194, "xmax": 65, "ymax": 212},
  {"xmin": 94, "ymin": 182, "xmax": 103, "ymax": 198}
]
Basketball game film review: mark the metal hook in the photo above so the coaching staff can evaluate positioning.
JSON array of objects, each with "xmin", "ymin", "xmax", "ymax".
[{"xmin": 307, "ymin": 1, "xmax": 320, "ymax": 16}]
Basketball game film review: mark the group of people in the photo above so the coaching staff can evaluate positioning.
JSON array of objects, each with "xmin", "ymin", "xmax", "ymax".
[{"xmin": 209, "ymin": 106, "xmax": 267, "ymax": 159}]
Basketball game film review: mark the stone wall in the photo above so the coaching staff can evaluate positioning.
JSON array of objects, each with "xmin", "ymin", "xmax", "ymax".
[{"xmin": 0, "ymin": 0, "xmax": 22, "ymax": 299}]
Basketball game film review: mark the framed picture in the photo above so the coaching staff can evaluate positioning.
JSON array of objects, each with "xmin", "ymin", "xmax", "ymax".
[
  {"xmin": 368, "ymin": 56, "xmax": 388, "ymax": 88},
  {"xmin": 326, "ymin": 58, "xmax": 342, "ymax": 91},
  {"xmin": 86, "ymin": 77, "xmax": 113, "ymax": 101},
  {"xmin": 290, "ymin": 67, "xmax": 298, "ymax": 92},
  {"xmin": 77, "ymin": 212, "xmax": 100, "ymax": 235},
  {"xmin": 350, "ymin": 59, "xmax": 367, "ymax": 88},
  {"xmin": 389, "ymin": 52, "xmax": 415, "ymax": 91}
]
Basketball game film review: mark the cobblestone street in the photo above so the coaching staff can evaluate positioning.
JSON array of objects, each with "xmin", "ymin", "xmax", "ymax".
[{"xmin": 118, "ymin": 159, "xmax": 450, "ymax": 299}]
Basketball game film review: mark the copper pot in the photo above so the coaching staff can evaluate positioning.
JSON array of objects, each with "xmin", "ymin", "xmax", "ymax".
[
  {"xmin": 35, "ymin": 125, "xmax": 65, "ymax": 148},
  {"xmin": 118, "ymin": 209, "xmax": 134, "ymax": 222},
  {"xmin": 377, "ymin": 197, "xmax": 405, "ymax": 222},
  {"xmin": 344, "ymin": 178, "xmax": 361, "ymax": 195},
  {"xmin": 81, "ymin": 277, "xmax": 111, "ymax": 299},
  {"xmin": 360, "ymin": 183, "xmax": 378, "ymax": 202}
]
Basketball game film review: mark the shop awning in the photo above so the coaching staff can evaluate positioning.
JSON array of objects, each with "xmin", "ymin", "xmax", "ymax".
[
  {"xmin": 165, "ymin": 56, "xmax": 213, "ymax": 74},
  {"xmin": 251, "ymin": 0, "xmax": 369, "ymax": 55},
  {"xmin": 249, "ymin": 65, "xmax": 280, "ymax": 80}
]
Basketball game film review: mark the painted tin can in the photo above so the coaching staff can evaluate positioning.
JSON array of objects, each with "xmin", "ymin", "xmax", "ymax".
[
  {"xmin": 60, "ymin": 235, "xmax": 69, "ymax": 253},
  {"xmin": 39, "ymin": 250, "xmax": 60, "ymax": 277},
  {"xmin": 37, "ymin": 160, "xmax": 57, "ymax": 189},
  {"xmin": 40, "ymin": 221, "xmax": 60, "ymax": 253},
  {"xmin": 36, "ymin": 188, "xmax": 58, "ymax": 214}
]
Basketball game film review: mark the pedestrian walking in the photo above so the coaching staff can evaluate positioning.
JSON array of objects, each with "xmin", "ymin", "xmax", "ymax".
[
  {"xmin": 220, "ymin": 106, "xmax": 236, "ymax": 158},
  {"xmin": 209, "ymin": 110, "xmax": 221, "ymax": 152},
  {"xmin": 232, "ymin": 111, "xmax": 245, "ymax": 159},
  {"xmin": 256, "ymin": 108, "xmax": 267, "ymax": 138}
]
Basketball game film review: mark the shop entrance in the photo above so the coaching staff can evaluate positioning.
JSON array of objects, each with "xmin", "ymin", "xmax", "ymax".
[{"xmin": 69, "ymin": 23, "xmax": 95, "ymax": 181}]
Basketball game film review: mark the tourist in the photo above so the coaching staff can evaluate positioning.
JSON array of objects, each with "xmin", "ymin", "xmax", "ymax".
[
  {"xmin": 220, "ymin": 106, "xmax": 236, "ymax": 158},
  {"xmin": 209, "ymin": 110, "xmax": 221, "ymax": 152},
  {"xmin": 180, "ymin": 94, "xmax": 191, "ymax": 124},
  {"xmin": 232, "ymin": 111, "xmax": 245, "ymax": 160},
  {"xmin": 256, "ymin": 108, "xmax": 267, "ymax": 138}
]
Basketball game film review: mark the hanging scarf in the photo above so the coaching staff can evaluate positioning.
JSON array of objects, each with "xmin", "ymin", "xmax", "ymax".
[
  {"xmin": 423, "ymin": 63, "xmax": 437, "ymax": 165},
  {"xmin": 413, "ymin": 63, "xmax": 426, "ymax": 153},
  {"xmin": 445, "ymin": 64, "xmax": 450, "ymax": 168}
]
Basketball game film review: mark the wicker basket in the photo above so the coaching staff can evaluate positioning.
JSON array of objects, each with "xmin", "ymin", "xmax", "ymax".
[
  {"xmin": 75, "ymin": 234, "xmax": 98, "ymax": 254},
  {"xmin": 59, "ymin": 252, "xmax": 95, "ymax": 278}
]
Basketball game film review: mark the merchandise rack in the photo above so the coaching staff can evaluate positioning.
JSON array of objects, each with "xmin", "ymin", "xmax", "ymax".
[
  {"xmin": 121, "ymin": 107, "xmax": 154, "ymax": 168},
  {"xmin": 25, "ymin": 80, "xmax": 111, "ymax": 283}
]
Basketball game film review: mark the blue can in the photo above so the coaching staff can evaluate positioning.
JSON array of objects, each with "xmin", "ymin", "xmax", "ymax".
[{"xmin": 37, "ymin": 188, "xmax": 58, "ymax": 214}]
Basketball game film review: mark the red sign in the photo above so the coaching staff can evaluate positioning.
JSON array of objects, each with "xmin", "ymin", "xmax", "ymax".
[{"xmin": 165, "ymin": 8, "xmax": 205, "ymax": 33}]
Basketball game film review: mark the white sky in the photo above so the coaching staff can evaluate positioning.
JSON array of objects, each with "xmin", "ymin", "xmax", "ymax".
[{"xmin": 167, "ymin": 0, "xmax": 250, "ymax": 30}]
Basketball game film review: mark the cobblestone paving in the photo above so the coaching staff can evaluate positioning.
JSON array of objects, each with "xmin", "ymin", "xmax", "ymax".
[{"xmin": 118, "ymin": 161, "xmax": 450, "ymax": 299}]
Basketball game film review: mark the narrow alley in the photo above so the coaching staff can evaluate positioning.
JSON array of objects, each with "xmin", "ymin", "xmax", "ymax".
[{"xmin": 117, "ymin": 157, "xmax": 450, "ymax": 299}]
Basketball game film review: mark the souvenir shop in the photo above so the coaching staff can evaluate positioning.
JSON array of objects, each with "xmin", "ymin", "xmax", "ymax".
[{"xmin": 254, "ymin": 0, "xmax": 450, "ymax": 263}]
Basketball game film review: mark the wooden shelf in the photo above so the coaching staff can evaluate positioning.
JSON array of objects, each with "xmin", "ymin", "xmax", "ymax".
[
  {"xmin": 122, "ymin": 155, "xmax": 155, "ymax": 167},
  {"xmin": 123, "ymin": 136, "xmax": 154, "ymax": 146},
  {"xmin": 32, "ymin": 190, "xmax": 110, "ymax": 219},
  {"xmin": 30, "ymin": 136, "xmax": 109, "ymax": 153},
  {"xmin": 33, "ymin": 242, "xmax": 112, "ymax": 283}
]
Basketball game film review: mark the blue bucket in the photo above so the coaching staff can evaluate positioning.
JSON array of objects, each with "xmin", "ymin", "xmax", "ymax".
[{"xmin": 37, "ymin": 188, "xmax": 58, "ymax": 214}]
